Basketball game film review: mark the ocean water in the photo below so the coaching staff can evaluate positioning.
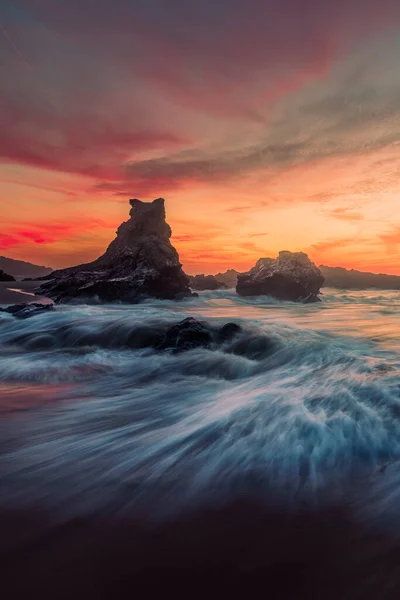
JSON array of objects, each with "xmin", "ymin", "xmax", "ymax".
[{"xmin": 1, "ymin": 286, "xmax": 400, "ymax": 531}]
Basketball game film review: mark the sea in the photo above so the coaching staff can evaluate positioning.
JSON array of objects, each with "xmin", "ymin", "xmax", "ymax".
[{"xmin": 1, "ymin": 281, "xmax": 400, "ymax": 597}]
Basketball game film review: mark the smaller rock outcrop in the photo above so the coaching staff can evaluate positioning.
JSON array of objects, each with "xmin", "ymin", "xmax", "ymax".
[
  {"xmin": 0, "ymin": 303, "xmax": 54, "ymax": 319},
  {"xmin": 215, "ymin": 269, "xmax": 239, "ymax": 287},
  {"xmin": 0, "ymin": 269, "xmax": 16, "ymax": 282},
  {"xmin": 189, "ymin": 274, "xmax": 228, "ymax": 291},
  {"xmin": 236, "ymin": 251, "xmax": 324, "ymax": 302},
  {"xmin": 37, "ymin": 198, "xmax": 193, "ymax": 303}
]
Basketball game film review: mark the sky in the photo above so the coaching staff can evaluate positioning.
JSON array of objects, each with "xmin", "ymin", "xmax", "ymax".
[{"xmin": 1, "ymin": 0, "xmax": 400, "ymax": 275}]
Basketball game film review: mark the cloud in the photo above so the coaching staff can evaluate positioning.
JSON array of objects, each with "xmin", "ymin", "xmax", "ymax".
[
  {"xmin": 0, "ymin": 218, "xmax": 110, "ymax": 249},
  {"xmin": 309, "ymin": 238, "xmax": 357, "ymax": 254},
  {"xmin": 329, "ymin": 208, "xmax": 364, "ymax": 221},
  {"xmin": 1, "ymin": 0, "xmax": 400, "ymax": 196},
  {"xmin": 379, "ymin": 225, "xmax": 400, "ymax": 252}
]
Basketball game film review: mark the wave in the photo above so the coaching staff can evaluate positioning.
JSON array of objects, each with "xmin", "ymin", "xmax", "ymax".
[{"xmin": 1, "ymin": 295, "xmax": 400, "ymax": 523}]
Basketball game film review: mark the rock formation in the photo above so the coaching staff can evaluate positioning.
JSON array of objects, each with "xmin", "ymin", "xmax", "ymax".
[
  {"xmin": 320, "ymin": 265, "xmax": 400, "ymax": 290},
  {"xmin": 215, "ymin": 269, "xmax": 239, "ymax": 287},
  {"xmin": 37, "ymin": 198, "xmax": 193, "ymax": 303},
  {"xmin": 236, "ymin": 251, "xmax": 324, "ymax": 302},
  {"xmin": 189, "ymin": 274, "xmax": 228, "ymax": 291},
  {"xmin": 0, "ymin": 269, "xmax": 15, "ymax": 282}
]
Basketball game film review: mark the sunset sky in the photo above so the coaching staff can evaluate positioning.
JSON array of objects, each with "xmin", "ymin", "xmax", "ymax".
[{"xmin": 1, "ymin": 0, "xmax": 400, "ymax": 274}]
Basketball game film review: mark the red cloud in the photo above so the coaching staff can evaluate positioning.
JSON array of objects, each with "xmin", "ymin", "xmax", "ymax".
[
  {"xmin": 2, "ymin": 0, "xmax": 400, "ymax": 197},
  {"xmin": 0, "ymin": 218, "xmax": 111, "ymax": 249}
]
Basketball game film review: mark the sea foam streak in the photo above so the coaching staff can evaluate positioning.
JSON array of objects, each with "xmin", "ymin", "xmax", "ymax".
[{"xmin": 0, "ymin": 288, "xmax": 400, "ymax": 524}]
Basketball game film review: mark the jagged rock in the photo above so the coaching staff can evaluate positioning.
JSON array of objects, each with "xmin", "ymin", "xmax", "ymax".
[
  {"xmin": 189, "ymin": 274, "xmax": 228, "ymax": 291},
  {"xmin": 37, "ymin": 198, "xmax": 193, "ymax": 303},
  {"xmin": 157, "ymin": 317, "xmax": 213, "ymax": 352},
  {"xmin": 156, "ymin": 318, "xmax": 242, "ymax": 353},
  {"xmin": 215, "ymin": 269, "xmax": 239, "ymax": 287},
  {"xmin": 0, "ymin": 269, "xmax": 15, "ymax": 282},
  {"xmin": 218, "ymin": 322, "xmax": 242, "ymax": 341},
  {"xmin": 236, "ymin": 251, "xmax": 324, "ymax": 302},
  {"xmin": 0, "ymin": 303, "xmax": 54, "ymax": 319}
]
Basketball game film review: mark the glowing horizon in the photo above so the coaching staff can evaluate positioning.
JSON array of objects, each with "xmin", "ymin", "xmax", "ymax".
[{"xmin": 2, "ymin": 1, "xmax": 400, "ymax": 275}]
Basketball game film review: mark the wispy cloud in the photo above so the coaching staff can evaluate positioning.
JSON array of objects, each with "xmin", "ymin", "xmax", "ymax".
[{"xmin": 329, "ymin": 207, "xmax": 364, "ymax": 221}]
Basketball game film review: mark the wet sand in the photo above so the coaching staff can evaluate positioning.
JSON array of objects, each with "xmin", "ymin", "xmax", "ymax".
[{"xmin": 1, "ymin": 502, "xmax": 400, "ymax": 599}]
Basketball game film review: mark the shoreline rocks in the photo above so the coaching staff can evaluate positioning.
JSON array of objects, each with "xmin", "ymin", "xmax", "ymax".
[
  {"xmin": 37, "ymin": 198, "xmax": 194, "ymax": 304},
  {"xmin": 189, "ymin": 274, "xmax": 228, "ymax": 291},
  {"xmin": 215, "ymin": 269, "xmax": 239, "ymax": 287},
  {"xmin": 236, "ymin": 251, "xmax": 324, "ymax": 302}
]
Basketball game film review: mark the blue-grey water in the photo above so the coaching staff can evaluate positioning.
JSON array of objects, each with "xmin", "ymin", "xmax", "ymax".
[{"xmin": 1, "ymin": 286, "xmax": 400, "ymax": 531}]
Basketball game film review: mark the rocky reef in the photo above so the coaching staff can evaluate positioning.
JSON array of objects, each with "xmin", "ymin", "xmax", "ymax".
[
  {"xmin": 236, "ymin": 251, "xmax": 324, "ymax": 302},
  {"xmin": 0, "ymin": 269, "xmax": 16, "ymax": 282},
  {"xmin": 189, "ymin": 274, "xmax": 228, "ymax": 291},
  {"xmin": 37, "ymin": 198, "xmax": 193, "ymax": 303},
  {"xmin": 215, "ymin": 269, "xmax": 239, "ymax": 287}
]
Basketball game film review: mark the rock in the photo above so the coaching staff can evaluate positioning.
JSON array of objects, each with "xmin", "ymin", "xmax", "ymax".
[
  {"xmin": 0, "ymin": 269, "xmax": 16, "ymax": 282},
  {"xmin": 215, "ymin": 269, "xmax": 239, "ymax": 287},
  {"xmin": 236, "ymin": 251, "xmax": 324, "ymax": 302},
  {"xmin": 189, "ymin": 274, "xmax": 228, "ymax": 291},
  {"xmin": 37, "ymin": 198, "xmax": 193, "ymax": 304},
  {"xmin": 219, "ymin": 322, "xmax": 242, "ymax": 341},
  {"xmin": 156, "ymin": 318, "xmax": 242, "ymax": 352},
  {"xmin": 0, "ymin": 303, "xmax": 54, "ymax": 319},
  {"xmin": 158, "ymin": 317, "xmax": 213, "ymax": 352}
]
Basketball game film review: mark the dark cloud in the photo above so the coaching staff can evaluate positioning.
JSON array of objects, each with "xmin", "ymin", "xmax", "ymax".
[{"xmin": 1, "ymin": 0, "xmax": 400, "ymax": 195}]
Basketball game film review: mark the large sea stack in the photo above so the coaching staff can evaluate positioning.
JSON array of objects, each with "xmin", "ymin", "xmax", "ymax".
[
  {"xmin": 37, "ymin": 198, "xmax": 193, "ymax": 303},
  {"xmin": 236, "ymin": 251, "xmax": 324, "ymax": 302}
]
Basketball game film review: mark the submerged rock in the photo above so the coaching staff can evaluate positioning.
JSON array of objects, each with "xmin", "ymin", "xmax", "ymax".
[
  {"xmin": 0, "ymin": 303, "xmax": 54, "ymax": 319},
  {"xmin": 0, "ymin": 269, "xmax": 15, "ymax": 282},
  {"xmin": 37, "ymin": 198, "xmax": 193, "ymax": 304},
  {"xmin": 158, "ymin": 317, "xmax": 213, "ymax": 352},
  {"xmin": 189, "ymin": 274, "xmax": 227, "ymax": 291},
  {"xmin": 236, "ymin": 251, "xmax": 324, "ymax": 302}
]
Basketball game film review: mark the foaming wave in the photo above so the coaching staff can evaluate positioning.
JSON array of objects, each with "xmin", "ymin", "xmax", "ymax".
[{"xmin": 1, "ymin": 299, "xmax": 400, "ymax": 523}]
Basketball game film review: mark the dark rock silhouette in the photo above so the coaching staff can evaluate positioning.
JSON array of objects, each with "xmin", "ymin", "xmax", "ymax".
[
  {"xmin": 236, "ymin": 251, "xmax": 324, "ymax": 302},
  {"xmin": 0, "ymin": 256, "xmax": 52, "ymax": 279},
  {"xmin": 320, "ymin": 265, "xmax": 400, "ymax": 290},
  {"xmin": 0, "ymin": 269, "xmax": 16, "ymax": 282},
  {"xmin": 158, "ymin": 317, "xmax": 214, "ymax": 352},
  {"xmin": 215, "ymin": 269, "xmax": 239, "ymax": 287},
  {"xmin": 0, "ymin": 303, "xmax": 54, "ymax": 319},
  {"xmin": 4, "ymin": 315, "xmax": 243, "ymax": 353},
  {"xmin": 189, "ymin": 274, "xmax": 228, "ymax": 291},
  {"xmin": 37, "ymin": 198, "xmax": 193, "ymax": 303}
]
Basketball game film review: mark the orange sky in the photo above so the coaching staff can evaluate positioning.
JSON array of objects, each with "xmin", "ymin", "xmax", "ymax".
[{"xmin": 2, "ymin": 1, "xmax": 400, "ymax": 275}]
